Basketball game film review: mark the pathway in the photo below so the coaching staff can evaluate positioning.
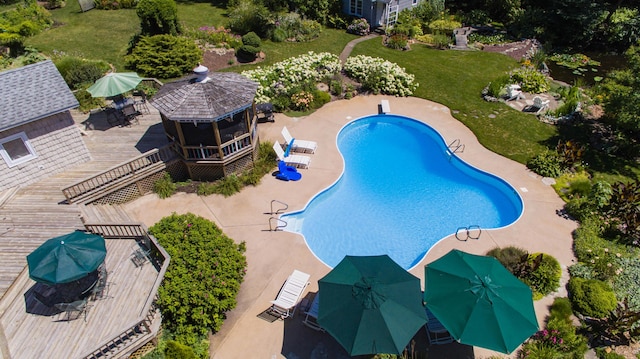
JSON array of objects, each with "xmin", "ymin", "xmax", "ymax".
[{"xmin": 339, "ymin": 33, "xmax": 379, "ymax": 63}]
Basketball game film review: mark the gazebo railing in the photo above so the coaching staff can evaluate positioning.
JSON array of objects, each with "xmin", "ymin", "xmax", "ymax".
[{"xmin": 175, "ymin": 133, "xmax": 252, "ymax": 162}]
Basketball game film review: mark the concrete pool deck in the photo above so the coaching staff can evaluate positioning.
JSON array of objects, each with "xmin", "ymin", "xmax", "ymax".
[{"xmin": 122, "ymin": 95, "xmax": 578, "ymax": 359}]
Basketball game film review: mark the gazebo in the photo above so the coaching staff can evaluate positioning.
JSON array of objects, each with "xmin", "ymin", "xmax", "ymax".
[{"xmin": 150, "ymin": 65, "xmax": 260, "ymax": 181}]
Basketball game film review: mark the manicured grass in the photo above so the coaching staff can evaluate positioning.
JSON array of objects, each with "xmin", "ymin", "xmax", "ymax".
[{"xmin": 351, "ymin": 39, "xmax": 558, "ymax": 164}]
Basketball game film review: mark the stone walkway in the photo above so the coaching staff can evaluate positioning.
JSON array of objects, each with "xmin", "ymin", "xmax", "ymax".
[{"xmin": 339, "ymin": 33, "xmax": 379, "ymax": 63}]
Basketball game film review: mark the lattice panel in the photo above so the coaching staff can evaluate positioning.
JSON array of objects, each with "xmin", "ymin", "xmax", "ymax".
[
  {"xmin": 166, "ymin": 160, "xmax": 188, "ymax": 182},
  {"xmin": 225, "ymin": 153, "xmax": 255, "ymax": 175},
  {"xmin": 188, "ymin": 164, "xmax": 225, "ymax": 181},
  {"xmin": 92, "ymin": 183, "xmax": 141, "ymax": 205},
  {"xmin": 127, "ymin": 338, "xmax": 157, "ymax": 359}
]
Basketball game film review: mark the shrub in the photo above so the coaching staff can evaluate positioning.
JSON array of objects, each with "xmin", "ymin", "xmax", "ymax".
[
  {"xmin": 486, "ymin": 246, "xmax": 528, "ymax": 273},
  {"xmin": 271, "ymin": 27, "xmax": 287, "ymax": 42},
  {"xmin": 486, "ymin": 74, "xmax": 511, "ymax": 98},
  {"xmin": 521, "ymin": 253, "xmax": 561, "ymax": 299},
  {"xmin": 526, "ymin": 150, "xmax": 564, "ymax": 178},
  {"xmin": 385, "ymin": 34, "xmax": 408, "ymax": 50},
  {"xmin": 311, "ymin": 89, "xmax": 331, "ymax": 109},
  {"xmin": 595, "ymin": 348, "xmax": 625, "ymax": 359},
  {"xmin": 291, "ymin": 91, "xmax": 314, "ymax": 111},
  {"xmin": 347, "ymin": 18, "xmax": 370, "ymax": 36},
  {"xmin": 227, "ymin": 0, "xmax": 270, "ymax": 37},
  {"xmin": 241, "ymin": 51, "xmax": 342, "ymax": 105},
  {"xmin": 613, "ymin": 257, "xmax": 640, "ymax": 310},
  {"xmin": 294, "ymin": 19, "xmax": 322, "ymax": 42},
  {"xmin": 165, "ymin": 340, "xmax": 197, "ymax": 359},
  {"xmin": 330, "ymin": 79, "xmax": 343, "ymax": 96},
  {"xmin": 197, "ymin": 174, "xmax": 242, "ymax": 197},
  {"xmin": 149, "ymin": 213, "xmax": 247, "ymax": 344},
  {"xmin": 568, "ymin": 277, "xmax": 617, "ymax": 318},
  {"xmin": 125, "ymin": 35, "xmax": 202, "ymax": 78},
  {"xmin": 154, "ymin": 173, "xmax": 176, "ymax": 199},
  {"xmin": 241, "ymin": 31, "xmax": 261, "ymax": 47},
  {"xmin": 427, "ymin": 17, "xmax": 461, "ymax": 35},
  {"xmin": 136, "ymin": 0, "xmax": 180, "ymax": 36},
  {"xmin": 73, "ymin": 88, "xmax": 105, "ymax": 113},
  {"xmin": 55, "ymin": 56, "xmax": 109, "ymax": 90},
  {"xmin": 186, "ymin": 25, "xmax": 241, "ymax": 49},
  {"xmin": 237, "ymin": 45, "xmax": 260, "ymax": 62},
  {"xmin": 509, "ymin": 67, "xmax": 550, "ymax": 93},
  {"xmin": 0, "ymin": 1, "xmax": 52, "ymax": 53},
  {"xmin": 344, "ymin": 55, "xmax": 418, "ymax": 96}
]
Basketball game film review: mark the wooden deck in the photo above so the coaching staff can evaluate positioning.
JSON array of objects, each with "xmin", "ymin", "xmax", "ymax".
[
  {"xmin": 0, "ymin": 238, "xmax": 161, "ymax": 359},
  {"xmin": 0, "ymin": 107, "xmax": 167, "ymax": 299},
  {"xmin": 0, "ymin": 107, "xmax": 169, "ymax": 358}
]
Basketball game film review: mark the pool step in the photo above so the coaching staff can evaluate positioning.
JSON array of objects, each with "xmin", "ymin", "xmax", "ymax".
[{"xmin": 284, "ymin": 217, "xmax": 303, "ymax": 233}]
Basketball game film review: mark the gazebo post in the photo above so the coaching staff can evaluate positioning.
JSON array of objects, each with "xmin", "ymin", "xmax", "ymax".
[
  {"xmin": 213, "ymin": 122, "xmax": 224, "ymax": 159},
  {"xmin": 175, "ymin": 123, "xmax": 188, "ymax": 159}
]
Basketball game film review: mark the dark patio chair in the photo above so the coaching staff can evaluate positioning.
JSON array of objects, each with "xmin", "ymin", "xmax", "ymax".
[
  {"xmin": 131, "ymin": 245, "xmax": 151, "ymax": 267},
  {"xmin": 121, "ymin": 104, "xmax": 141, "ymax": 126},
  {"xmin": 133, "ymin": 90, "xmax": 150, "ymax": 114},
  {"xmin": 103, "ymin": 106, "xmax": 124, "ymax": 127},
  {"xmin": 54, "ymin": 298, "xmax": 90, "ymax": 322}
]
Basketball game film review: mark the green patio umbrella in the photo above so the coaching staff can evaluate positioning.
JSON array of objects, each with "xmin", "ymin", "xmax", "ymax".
[
  {"xmin": 27, "ymin": 230, "xmax": 107, "ymax": 285},
  {"xmin": 317, "ymin": 255, "xmax": 428, "ymax": 356},
  {"xmin": 86, "ymin": 72, "xmax": 142, "ymax": 98},
  {"xmin": 424, "ymin": 249, "xmax": 539, "ymax": 354}
]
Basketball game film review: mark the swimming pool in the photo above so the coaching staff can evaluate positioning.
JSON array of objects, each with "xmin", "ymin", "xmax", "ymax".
[{"xmin": 281, "ymin": 114, "xmax": 523, "ymax": 270}]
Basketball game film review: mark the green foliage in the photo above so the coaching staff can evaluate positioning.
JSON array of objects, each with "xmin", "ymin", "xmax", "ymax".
[
  {"xmin": 486, "ymin": 74, "xmax": 511, "ymax": 97},
  {"xmin": 196, "ymin": 142, "xmax": 276, "ymax": 196},
  {"xmin": 427, "ymin": 17, "xmax": 461, "ymax": 36},
  {"xmin": 73, "ymin": 88, "xmax": 105, "ymax": 113},
  {"xmin": 227, "ymin": 0, "xmax": 270, "ymax": 38},
  {"xmin": 604, "ymin": 7, "xmax": 640, "ymax": 52},
  {"xmin": 241, "ymin": 32, "xmax": 261, "ymax": 48},
  {"xmin": 154, "ymin": 173, "xmax": 177, "ymax": 199},
  {"xmin": 136, "ymin": 0, "xmax": 180, "ymax": 36},
  {"xmin": 526, "ymin": 150, "xmax": 564, "ymax": 178},
  {"xmin": 568, "ymin": 277, "xmax": 617, "ymax": 318},
  {"xmin": 520, "ymin": 253, "xmax": 561, "ymax": 300},
  {"xmin": 385, "ymin": 34, "xmax": 408, "ymax": 50},
  {"xmin": 595, "ymin": 348, "xmax": 625, "ymax": 359},
  {"xmin": 271, "ymin": 27, "xmax": 287, "ymax": 42},
  {"xmin": 486, "ymin": 246, "xmax": 528, "ymax": 273},
  {"xmin": 125, "ymin": 35, "xmax": 201, "ymax": 79},
  {"xmin": 604, "ymin": 180, "xmax": 640, "ymax": 244},
  {"xmin": 54, "ymin": 56, "xmax": 109, "ymax": 90},
  {"xmin": 0, "ymin": 1, "xmax": 52, "ymax": 53},
  {"xmin": 165, "ymin": 340, "xmax": 197, "ymax": 359},
  {"xmin": 549, "ymin": 53, "xmax": 600, "ymax": 70},
  {"xmin": 149, "ymin": 213, "xmax": 247, "ymax": 343},
  {"xmin": 509, "ymin": 67, "xmax": 549, "ymax": 93},
  {"xmin": 347, "ymin": 18, "xmax": 370, "ymax": 36},
  {"xmin": 468, "ymin": 32, "xmax": 511, "ymax": 45},
  {"xmin": 311, "ymin": 89, "xmax": 331, "ymax": 109},
  {"xmin": 237, "ymin": 45, "xmax": 260, "ymax": 61},
  {"xmin": 584, "ymin": 299, "xmax": 640, "ymax": 347},
  {"xmin": 185, "ymin": 26, "xmax": 241, "ymax": 49},
  {"xmin": 519, "ymin": 297, "xmax": 587, "ymax": 359},
  {"xmin": 330, "ymin": 79, "xmax": 342, "ymax": 96},
  {"xmin": 613, "ymin": 258, "xmax": 640, "ymax": 310}
]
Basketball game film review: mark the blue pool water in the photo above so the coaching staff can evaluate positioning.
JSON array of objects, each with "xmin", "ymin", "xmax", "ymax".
[{"xmin": 281, "ymin": 114, "xmax": 523, "ymax": 270}]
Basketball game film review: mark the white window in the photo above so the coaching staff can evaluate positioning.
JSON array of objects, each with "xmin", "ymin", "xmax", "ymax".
[
  {"xmin": 0, "ymin": 132, "xmax": 37, "ymax": 167},
  {"xmin": 350, "ymin": 0, "xmax": 363, "ymax": 16}
]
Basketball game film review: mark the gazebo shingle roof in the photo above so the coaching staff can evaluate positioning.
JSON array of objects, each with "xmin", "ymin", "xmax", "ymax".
[
  {"xmin": 0, "ymin": 60, "xmax": 79, "ymax": 132},
  {"xmin": 150, "ymin": 72, "xmax": 259, "ymax": 122}
]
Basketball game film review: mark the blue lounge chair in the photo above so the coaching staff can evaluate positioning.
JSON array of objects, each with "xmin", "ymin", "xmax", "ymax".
[{"xmin": 276, "ymin": 161, "xmax": 302, "ymax": 181}]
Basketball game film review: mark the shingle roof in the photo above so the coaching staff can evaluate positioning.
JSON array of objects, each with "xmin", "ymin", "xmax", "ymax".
[
  {"xmin": 150, "ymin": 72, "xmax": 258, "ymax": 123},
  {"xmin": 0, "ymin": 60, "xmax": 79, "ymax": 132}
]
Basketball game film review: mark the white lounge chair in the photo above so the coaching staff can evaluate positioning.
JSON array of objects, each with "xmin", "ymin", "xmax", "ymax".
[
  {"xmin": 269, "ymin": 270, "xmax": 311, "ymax": 319},
  {"xmin": 281, "ymin": 126, "xmax": 317, "ymax": 154},
  {"xmin": 505, "ymin": 84, "xmax": 524, "ymax": 101},
  {"xmin": 533, "ymin": 96, "xmax": 551, "ymax": 114},
  {"xmin": 273, "ymin": 140, "xmax": 311, "ymax": 169}
]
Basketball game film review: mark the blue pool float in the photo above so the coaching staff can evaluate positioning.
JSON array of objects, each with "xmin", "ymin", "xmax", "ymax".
[{"xmin": 276, "ymin": 161, "xmax": 302, "ymax": 181}]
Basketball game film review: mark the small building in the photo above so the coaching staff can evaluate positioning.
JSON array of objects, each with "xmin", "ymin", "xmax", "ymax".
[
  {"xmin": 343, "ymin": 0, "xmax": 421, "ymax": 28},
  {"xmin": 150, "ymin": 66, "xmax": 260, "ymax": 181},
  {"xmin": 0, "ymin": 60, "xmax": 91, "ymax": 191}
]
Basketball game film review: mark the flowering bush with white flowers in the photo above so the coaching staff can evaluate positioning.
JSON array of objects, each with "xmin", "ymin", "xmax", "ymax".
[
  {"xmin": 344, "ymin": 55, "xmax": 418, "ymax": 96},
  {"xmin": 241, "ymin": 51, "xmax": 341, "ymax": 106}
]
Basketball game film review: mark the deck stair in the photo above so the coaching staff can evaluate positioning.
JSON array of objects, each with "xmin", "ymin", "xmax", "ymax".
[{"xmin": 81, "ymin": 204, "xmax": 137, "ymax": 224}]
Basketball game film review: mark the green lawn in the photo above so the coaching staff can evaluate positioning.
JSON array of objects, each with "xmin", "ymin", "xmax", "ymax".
[{"xmin": 351, "ymin": 40, "xmax": 558, "ymax": 164}]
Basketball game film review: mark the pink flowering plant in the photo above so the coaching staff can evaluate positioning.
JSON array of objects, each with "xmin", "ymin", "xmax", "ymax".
[{"xmin": 291, "ymin": 91, "xmax": 314, "ymax": 110}]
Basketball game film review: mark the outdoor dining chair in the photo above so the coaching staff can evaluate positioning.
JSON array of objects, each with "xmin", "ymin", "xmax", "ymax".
[{"xmin": 54, "ymin": 298, "xmax": 90, "ymax": 322}]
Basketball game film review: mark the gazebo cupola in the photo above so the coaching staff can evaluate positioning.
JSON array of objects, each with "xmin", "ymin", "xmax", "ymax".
[{"xmin": 150, "ymin": 65, "xmax": 260, "ymax": 181}]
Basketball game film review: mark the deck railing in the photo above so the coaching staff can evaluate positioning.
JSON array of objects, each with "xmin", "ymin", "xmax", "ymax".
[
  {"xmin": 81, "ymin": 223, "xmax": 170, "ymax": 359},
  {"xmin": 173, "ymin": 132, "xmax": 253, "ymax": 162},
  {"xmin": 62, "ymin": 146, "xmax": 177, "ymax": 204}
]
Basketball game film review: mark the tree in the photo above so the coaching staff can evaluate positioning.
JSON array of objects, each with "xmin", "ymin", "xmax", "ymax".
[
  {"xmin": 136, "ymin": 0, "xmax": 180, "ymax": 36},
  {"xmin": 125, "ymin": 34, "xmax": 201, "ymax": 78}
]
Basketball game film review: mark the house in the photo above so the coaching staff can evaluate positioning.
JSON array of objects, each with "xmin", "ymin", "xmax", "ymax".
[
  {"xmin": 0, "ymin": 60, "xmax": 91, "ymax": 191},
  {"xmin": 344, "ymin": 0, "xmax": 421, "ymax": 28}
]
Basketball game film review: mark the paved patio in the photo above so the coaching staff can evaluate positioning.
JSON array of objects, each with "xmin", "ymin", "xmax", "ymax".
[{"xmin": 122, "ymin": 95, "xmax": 578, "ymax": 359}]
